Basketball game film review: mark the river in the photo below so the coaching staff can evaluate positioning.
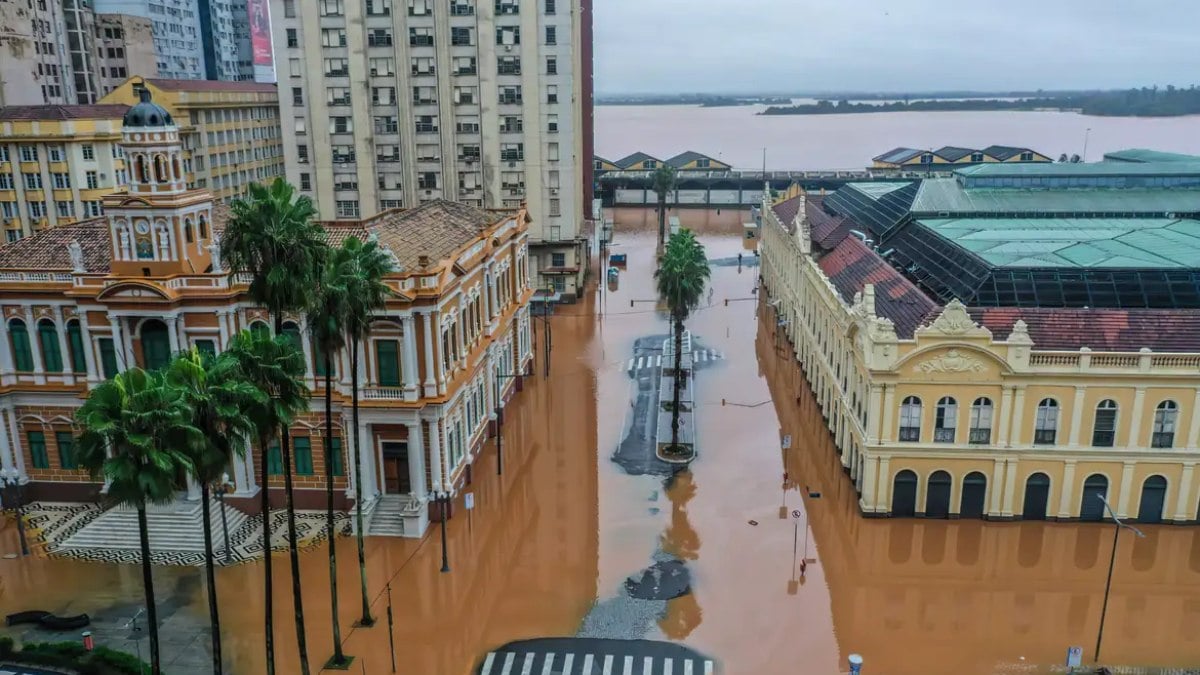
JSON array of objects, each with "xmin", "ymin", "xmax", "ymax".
[{"xmin": 595, "ymin": 104, "xmax": 1200, "ymax": 170}]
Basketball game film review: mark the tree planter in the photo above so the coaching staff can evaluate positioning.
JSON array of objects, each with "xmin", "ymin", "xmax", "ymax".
[{"xmin": 656, "ymin": 333, "xmax": 696, "ymax": 464}]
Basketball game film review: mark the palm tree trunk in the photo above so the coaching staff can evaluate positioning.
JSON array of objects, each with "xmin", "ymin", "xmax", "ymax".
[
  {"xmin": 657, "ymin": 196, "xmax": 667, "ymax": 252},
  {"xmin": 275, "ymin": 314, "xmax": 311, "ymax": 675},
  {"xmin": 136, "ymin": 505, "xmax": 162, "ymax": 675},
  {"xmin": 324, "ymin": 355, "xmax": 346, "ymax": 664},
  {"xmin": 672, "ymin": 316, "xmax": 683, "ymax": 449},
  {"xmin": 352, "ymin": 339, "xmax": 373, "ymax": 626},
  {"xmin": 261, "ymin": 433, "xmax": 275, "ymax": 675},
  {"xmin": 200, "ymin": 482, "xmax": 223, "ymax": 675}
]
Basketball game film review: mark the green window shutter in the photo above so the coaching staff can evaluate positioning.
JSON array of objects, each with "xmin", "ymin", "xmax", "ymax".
[
  {"xmin": 38, "ymin": 321, "xmax": 63, "ymax": 372},
  {"xmin": 281, "ymin": 324, "xmax": 302, "ymax": 350},
  {"xmin": 314, "ymin": 341, "xmax": 336, "ymax": 378},
  {"xmin": 267, "ymin": 442, "xmax": 283, "ymax": 475},
  {"xmin": 294, "ymin": 437, "xmax": 314, "ymax": 475},
  {"xmin": 329, "ymin": 437, "xmax": 344, "ymax": 476},
  {"xmin": 67, "ymin": 322, "xmax": 86, "ymax": 373},
  {"xmin": 375, "ymin": 339, "xmax": 400, "ymax": 386},
  {"xmin": 194, "ymin": 339, "xmax": 216, "ymax": 357},
  {"xmin": 141, "ymin": 322, "xmax": 171, "ymax": 370},
  {"xmin": 55, "ymin": 431, "xmax": 76, "ymax": 469},
  {"xmin": 250, "ymin": 322, "xmax": 271, "ymax": 339},
  {"xmin": 10, "ymin": 320, "xmax": 32, "ymax": 371},
  {"xmin": 98, "ymin": 337, "xmax": 118, "ymax": 378},
  {"xmin": 28, "ymin": 431, "xmax": 48, "ymax": 469}
]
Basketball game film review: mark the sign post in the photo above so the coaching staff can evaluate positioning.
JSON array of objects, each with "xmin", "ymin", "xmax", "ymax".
[{"xmin": 1065, "ymin": 646, "xmax": 1083, "ymax": 669}]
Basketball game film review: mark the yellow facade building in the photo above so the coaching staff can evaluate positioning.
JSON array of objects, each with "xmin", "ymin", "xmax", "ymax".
[
  {"xmin": 871, "ymin": 145, "xmax": 1052, "ymax": 171},
  {"xmin": 99, "ymin": 77, "xmax": 284, "ymax": 203},
  {"xmin": 761, "ymin": 161, "xmax": 1200, "ymax": 525}
]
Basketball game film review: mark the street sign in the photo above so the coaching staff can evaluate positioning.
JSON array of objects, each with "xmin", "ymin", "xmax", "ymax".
[
  {"xmin": 464, "ymin": 493, "xmax": 475, "ymax": 510},
  {"xmin": 782, "ymin": 435, "xmax": 792, "ymax": 449},
  {"xmin": 1065, "ymin": 646, "xmax": 1083, "ymax": 668},
  {"xmin": 791, "ymin": 509, "xmax": 802, "ymax": 519}
]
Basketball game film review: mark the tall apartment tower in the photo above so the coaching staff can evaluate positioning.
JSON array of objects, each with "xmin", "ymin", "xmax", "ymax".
[
  {"xmin": 94, "ymin": 14, "xmax": 159, "ymax": 98},
  {"xmin": 0, "ymin": 0, "xmax": 78, "ymax": 105},
  {"xmin": 198, "ymin": 0, "xmax": 254, "ymax": 81},
  {"xmin": 93, "ymin": 0, "xmax": 205, "ymax": 79},
  {"xmin": 272, "ymin": 0, "xmax": 594, "ymax": 298},
  {"xmin": 63, "ymin": 0, "xmax": 101, "ymax": 103}
]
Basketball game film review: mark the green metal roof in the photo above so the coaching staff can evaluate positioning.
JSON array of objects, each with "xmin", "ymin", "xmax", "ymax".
[
  {"xmin": 847, "ymin": 181, "xmax": 912, "ymax": 198},
  {"xmin": 916, "ymin": 218, "xmax": 1200, "ymax": 269},
  {"xmin": 955, "ymin": 161, "xmax": 1200, "ymax": 177},
  {"xmin": 910, "ymin": 177, "xmax": 1200, "ymax": 215},
  {"xmin": 1103, "ymin": 149, "xmax": 1200, "ymax": 163}
]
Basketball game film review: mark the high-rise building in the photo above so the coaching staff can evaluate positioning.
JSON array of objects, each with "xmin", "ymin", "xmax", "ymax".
[
  {"xmin": 93, "ymin": 0, "xmax": 205, "ymax": 79},
  {"xmin": 271, "ymin": 0, "xmax": 594, "ymax": 299},
  {"xmin": 198, "ymin": 0, "xmax": 254, "ymax": 81},
  {"xmin": 94, "ymin": 13, "xmax": 159, "ymax": 98},
  {"xmin": 63, "ymin": 0, "xmax": 101, "ymax": 104},
  {"xmin": 0, "ymin": 0, "xmax": 78, "ymax": 105}
]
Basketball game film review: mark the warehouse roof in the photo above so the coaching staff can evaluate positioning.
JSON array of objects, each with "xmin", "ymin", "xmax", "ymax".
[
  {"xmin": 1102, "ymin": 149, "xmax": 1200, "ymax": 163},
  {"xmin": 909, "ymin": 178, "xmax": 1200, "ymax": 215}
]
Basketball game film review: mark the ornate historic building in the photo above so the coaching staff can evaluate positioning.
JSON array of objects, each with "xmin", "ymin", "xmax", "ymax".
[
  {"xmin": 0, "ymin": 91, "xmax": 534, "ymax": 538},
  {"xmin": 761, "ymin": 160, "xmax": 1200, "ymax": 524}
]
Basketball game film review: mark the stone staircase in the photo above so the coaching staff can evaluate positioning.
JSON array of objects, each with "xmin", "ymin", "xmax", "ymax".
[
  {"xmin": 365, "ymin": 494, "xmax": 426, "ymax": 538},
  {"xmin": 60, "ymin": 498, "xmax": 249, "ymax": 553}
]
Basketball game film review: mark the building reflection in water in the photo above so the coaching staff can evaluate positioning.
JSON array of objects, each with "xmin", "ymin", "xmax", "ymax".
[{"xmin": 756, "ymin": 308, "xmax": 1200, "ymax": 674}]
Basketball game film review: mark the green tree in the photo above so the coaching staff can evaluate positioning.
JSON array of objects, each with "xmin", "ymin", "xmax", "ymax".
[
  {"xmin": 223, "ymin": 178, "xmax": 327, "ymax": 675},
  {"xmin": 167, "ymin": 348, "xmax": 264, "ymax": 675},
  {"xmin": 222, "ymin": 330, "xmax": 310, "ymax": 675},
  {"xmin": 340, "ymin": 235, "xmax": 395, "ymax": 626},
  {"xmin": 75, "ymin": 368, "xmax": 201, "ymax": 675},
  {"xmin": 654, "ymin": 229, "xmax": 710, "ymax": 454},
  {"xmin": 651, "ymin": 165, "xmax": 678, "ymax": 253},
  {"xmin": 307, "ymin": 245, "xmax": 352, "ymax": 667}
]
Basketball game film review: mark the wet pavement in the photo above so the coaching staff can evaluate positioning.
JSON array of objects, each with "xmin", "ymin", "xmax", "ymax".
[{"xmin": 3, "ymin": 207, "xmax": 1200, "ymax": 674}]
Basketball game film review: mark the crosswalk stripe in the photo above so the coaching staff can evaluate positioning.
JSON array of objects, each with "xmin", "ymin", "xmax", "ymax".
[
  {"xmin": 482, "ymin": 652, "xmax": 497, "ymax": 675},
  {"xmin": 643, "ymin": 656, "xmax": 654, "ymax": 674},
  {"xmin": 521, "ymin": 653, "xmax": 535, "ymax": 675},
  {"xmin": 664, "ymin": 658, "xmax": 673, "ymax": 675},
  {"xmin": 623, "ymin": 655, "xmax": 634, "ymax": 675},
  {"xmin": 541, "ymin": 653, "xmax": 556, "ymax": 675},
  {"xmin": 564, "ymin": 653, "xmax": 576, "ymax": 675},
  {"xmin": 627, "ymin": 358, "xmax": 635, "ymax": 371},
  {"xmin": 603, "ymin": 654, "xmax": 614, "ymax": 675},
  {"xmin": 636, "ymin": 356, "xmax": 644, "ymax": 370},
  {"xmin": 684, "ymin": 660, "xmax": 694, "ymax": 675},
  {"xmin": 704, "ymin": 661, "xmax": 714, "ymax": 675},
  {"xmin": 500, "ymin": 652, "xmax": 516, "ymax": 675},
  {"xmin": 655, "ymin": 355, "xmax": 662, "ymax": 367}
]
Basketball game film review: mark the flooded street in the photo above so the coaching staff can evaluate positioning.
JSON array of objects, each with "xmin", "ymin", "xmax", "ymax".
[{"xmin": 5, "ymin": 207, "xmax": 1200, "ymax": 673}]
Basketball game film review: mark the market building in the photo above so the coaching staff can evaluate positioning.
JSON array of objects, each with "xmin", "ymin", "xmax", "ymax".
[
  {"xmin": 0, "ymin": 91, "xmax": 534, "ymax": 540},
  {"xmin": 761, "ymin": 158, "xmax": 1200, "ymax": 524}
]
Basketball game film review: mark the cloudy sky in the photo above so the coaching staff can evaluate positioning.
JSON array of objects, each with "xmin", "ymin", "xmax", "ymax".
[{"xmin": 594, "ymin": 0, "xmax": 1200, "ymax": 94}]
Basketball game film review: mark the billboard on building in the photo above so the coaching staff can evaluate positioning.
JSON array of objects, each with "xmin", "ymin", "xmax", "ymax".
[{"xmin": 248, "ymin": 0, "xmax": 275, "ymax": 83}]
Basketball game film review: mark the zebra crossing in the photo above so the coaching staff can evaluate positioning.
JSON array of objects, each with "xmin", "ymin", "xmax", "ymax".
[
  {"xmin": 479, "ymin": 650, "xmax": 716, "ymax": 675},
  {"xmin": 625, "ymin": 349, "xmax": 723, "ymax": 374}
]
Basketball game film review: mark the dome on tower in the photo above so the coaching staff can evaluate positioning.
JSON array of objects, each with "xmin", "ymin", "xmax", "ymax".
[{"xmin": 122, "ymin": 88, "xmax": 174, "ymax": 128}]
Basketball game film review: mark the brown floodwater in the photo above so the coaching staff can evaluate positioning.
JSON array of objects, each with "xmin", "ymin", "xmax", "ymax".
[{"xmin": 4, "ymin": 208, "xmax": 1200, "ymax": 674}]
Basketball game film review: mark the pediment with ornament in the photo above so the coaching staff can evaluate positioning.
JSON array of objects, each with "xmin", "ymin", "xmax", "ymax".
[{"xmin": 914, "ymin": 299, "xmax": 992, "ymax": 339}]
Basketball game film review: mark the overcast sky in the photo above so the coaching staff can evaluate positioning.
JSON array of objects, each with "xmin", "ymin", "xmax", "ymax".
[{"xmin": 594, "ymin": 0, "xmax": 1200, "ymax": 95}]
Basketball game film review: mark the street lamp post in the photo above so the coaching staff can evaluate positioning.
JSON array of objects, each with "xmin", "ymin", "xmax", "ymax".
[
  {"xmin": 493, "ymin": 370, "xmax": 521, "ymax": 476},
  {"xmin": 0, "ymin": 467, "xmax": 29, "ymax": 556},
  {"xmin": 1094, "ymin": 494, "xmax": 1145, "ymax": 663},
  {"xmin": 213, "ymin": 472, "xmax": 233, "ymax": 565},
  {"xmin": 437, "ymin": 490, "xmax": 451, "ymax": 573}
]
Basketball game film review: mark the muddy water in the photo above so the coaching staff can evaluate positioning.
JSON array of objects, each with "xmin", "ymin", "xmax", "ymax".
[{"xmin": 4, "ymin": 207, "xmax": 1200, "ymax": 674}]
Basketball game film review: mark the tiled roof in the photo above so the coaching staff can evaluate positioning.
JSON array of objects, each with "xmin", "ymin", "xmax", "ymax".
[
  {"xmin": 970, "ymin": 307, "xmax": 1200, "ymax": 352},
  {"xmin": 817, "ymin": 236, "xmax": 939, "ymax": 338},
  {"xmin": 338, "ymin": 199, "xmax": 509, "ymax": 271},
  {"xmin": 806, "ymin": 197, "xmax": 852, "ymax": 250},
  {"xmin": 614, "ymin": 152, "xmax": 660, "ymax": 168},
  {"xmin": 666, "ymin": 150, "xmax": 719, "ymax": 168},
  {"xmin": 873, "ymin": 147, "xmax": 922, "ymax": 164},
  {"xmin": 771, "ymin": 194, "xmax": 805, "ymax": 231},
  {"xmin": 935, "ymin": 146, "xmax": 975, "ymax": 162},
  {"xmin": 0, "ymin": 105, "xmax": 128, "ymax": 121},
  {"xmin": 145, "ymin": 78, "xmax": 277, "ymax": 93},
  {"xmin": 981, "ymin": 145, "xmax": 1031, "ymax": 161},
  {"xmin": 0, "ymin": 218, "xmax": 112, "ymax": 272}
]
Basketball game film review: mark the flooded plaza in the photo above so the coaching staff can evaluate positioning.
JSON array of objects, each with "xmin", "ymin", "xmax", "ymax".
[{"xmin": 4, "ymin": 207, "xmax": 1200, "ymax": 674}]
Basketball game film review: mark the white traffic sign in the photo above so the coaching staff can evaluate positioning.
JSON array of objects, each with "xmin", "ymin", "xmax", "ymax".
[{"xmin": 464, "ymin": 492, "xmax": 475, "ymax": 510}]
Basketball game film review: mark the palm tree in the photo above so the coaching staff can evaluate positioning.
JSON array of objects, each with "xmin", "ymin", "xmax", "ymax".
[
  {"xmin": 340, "ymin": 235, "xmax": 395, "ymax": 627},
  {"xmin": 655, "ymin": 229, "xmax": 710, "ymax": 455},
  {"xmin": 167, "ymin": 348, "xmax": 264, "ymax": 675},
  {"xmin": 223, "ymin": 178, "xmax": 327, "ymax": 675},
  {"xmin": 308, "ymin": 245, "xmax": 352, "ymax": 666},
  {"xmin": 223, "ymin": 330, "xmax": 309, "ymax": 675},
  {"xmin": 651, "ymin": 165, "xmax": 678, "ymax": 252},
  {"xmin": 76, "ymin": 368, "xmax": 201, "ymax": 675}
]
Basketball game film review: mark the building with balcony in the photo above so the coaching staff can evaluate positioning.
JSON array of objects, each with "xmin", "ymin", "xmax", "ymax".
[
  {"xmin": 94, "ymin": 14, "xmax": 159, "ymax": 100},
  {"xmin": 100, "ymin": 77, "xmax": 284, "ymax": 202},
  {"xmin": 271, "ymin": 0, "xmax": 593, "ymax": 301},
  {"xmin": 760, "ymin": 158, "xmax": 1200, "ymax": 525},
  {"xmin": 92, "ymin": 0, "xmax": 205, "ymax": 80},
  {"xmin": 0, "ymin": 0, "xmax": 79, "ymax": 105},
  {"xmin": 0, "ymin": 90, "xmax": 535, "ymax": 539},
  {"xmin": 0, "ymin": 104, "xmax": 131, "ymax": 242}
]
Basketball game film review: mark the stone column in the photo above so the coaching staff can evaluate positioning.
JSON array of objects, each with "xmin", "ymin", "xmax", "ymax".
[
  {"xmin": 428, "ymin": 418, "xmax": 444, "ymax": 492},
  {"xmin": 421, "ymin": 311, "xmax": 437, "ymax": 397},
  {"xmin": 880, "ymin": 385, "xmax": 895, "ymax": 443},
  {"xmin": 0, "ymin": 315, "xmax": 15, "ymax": 385},
  {"xmin": 24, "ymin": 307, "xmax": 45, "ymax": 384},
  {"xmin": 358, "ymin": 419, "xmax": 378, "ymax": 498},
  {"xmin": 1009, "ymin": 386, "xmax": 1027, "ymax": 447},
  {"xmin": 1057, "ymin": 460, "xmax": 1077, "ymax": 518},
  {"xmin": 997, "ymin": 385, "xmax": 1015, "ymax": 447},
  {"xmin": 51, "ymin": 307, "xmax": 72, "ymax": 384},
  {"xmin": 1173, "ymin": 462, "xmax": 1195, "ymax": 522},
  {"xmin": 298, "ymin": 317, "xmax": 315, "ymax": 387},
  {"xmin": 1067, "ymin": 386, "xmax": 1086, "ymax": 447},
  {"xmin": 358, "ymin": 338, "xmax": 371, "ymax": 387},
  {"xmin": 185, "ymin": 474, "xmax": 201, "ymax": 501},
  {"xmin": 1188, "ymin": 389, "xmax": 1200, "ymax": 449},
  {"xmin": 78, "ymin": 311, "xmax": 98, "ymax": 385},
  {"xmin": 175, "ymin": 314, "xmax": 188, "ymax": 351},
  {"xmin": 216, "ymin": 309, "xmax": 229, "ymax": 349},
  {"xmin": 435, "ymin": 316, "xmax": 447, "ymax": 396},
  {"xmin": 1115, "ymin": 461, "xmax": 1136, "ymax": 519},
  {"xmin": 867, "ymin": 385, "xmax": 883, "ymax": 444},
  {"xmin": 0, "ymin": 407, "xmax": 13, "ymax": 472},
  {"xmin": 1001, "ymin": 459, "xmax": 1019, "ymax": 517},
  {"xmin": 108, "ymin": 317, "xmax": 126, "ymax": 371},
  {"xmin": 406, "ymin": 419, "xmax": 427, "ymax": 500},
  {"xmin": 1127, "ymin": 386, "xmax": 1147, "ymax": 449},
  {"xmin": 989, "ymin": 458, "xmax": 1006, "ymax": 515},
  {"xmin": 166, "ymin": 315, "xmax": 180, "ymax": 354},
  {"xmin": 861, "ymin": 455, "xmax": 878, "ymax": 512},
  {"xmin": 401, "ymin": 315, "xmax": 419, "ymax": 401},
  {"xmin": 234, "ymin": 438, "xmax": 257, "ymax": 495},
  {"xmin": 876, "ymin": 456, "xmax": 891, "ymax": 513}
]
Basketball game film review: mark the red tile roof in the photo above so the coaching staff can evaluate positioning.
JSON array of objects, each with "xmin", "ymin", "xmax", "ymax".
[
  {"xmin": 0, "ymin": 105, "xmax": 129, "ymax": 121},
  {"xmin": 146, "ymin": 78, "xmax": 277, "ymax": 93},
  {"xmin": 817, "ymin": 235, "xmax": 939, "ymax": 338},
  {"xmin": 771, "ymin": 194, "xmax": 805, "ymax": 231},
  {"xmin": 970, "ymin": 307, "xmax": 1200, "ymax": 352},
  {"xmin": 0, "ymin": 218, "xmax": 112, "ymax": 272},
  {"xmin": 806, "ymin": 198, "xmax": 853, "ymax": 251}
]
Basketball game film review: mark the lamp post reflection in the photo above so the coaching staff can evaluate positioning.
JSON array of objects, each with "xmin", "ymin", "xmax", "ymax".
[{"xmin": 1094, "ymin": 494, "xmax": 1145, "ymax": 663}]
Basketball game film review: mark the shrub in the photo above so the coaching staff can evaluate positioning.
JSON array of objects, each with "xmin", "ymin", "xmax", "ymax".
[
  {"xmin": 0, "ymin": 636, "xmax": 14, "ymax": 658},
  {"xmin": 0, "ymin": 639, "xmax": 152, "ymax": 675}
]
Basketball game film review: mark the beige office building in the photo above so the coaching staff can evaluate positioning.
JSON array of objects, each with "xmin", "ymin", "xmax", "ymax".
[
  {"xmin": 0, "ymin": 0, "xmax": 78, "ymax": 105},
  {"xmin": 271, "ymin": 0, "xmax": 594, "ymax": 299},
  {"xmin": 94, "ymin": 14, "xmax": 159, "ymax": 99}
]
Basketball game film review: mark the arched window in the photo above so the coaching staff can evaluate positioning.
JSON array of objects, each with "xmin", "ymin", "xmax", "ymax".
[
  {"xmin": 1137, "ymin": 475, "xmax": 1168, "ymax": 524},
  {"xmin": 184, "ymin": 219, "xmax": 194, "ymax": 244},
  {"xmin": 926, "ymin": 470, "xmax": 952, "ymax": 518},
  {"xmin": 969, "ymin": 397, "xmax": 993, "ymax": 444},
  {"xmin": 249, "ymin": 321, "xmax": 270, "ymax": 339},
  {"xmin": 198, "ymin": 215, "xmax": 208, "ymax": 239},
  {"xmin": 37, "ymin": 319, "xmax": 63, "ymax": 372},
  {"xmin": 934, "ymin": 396, "xmax": 957, "ymax": 443},
  {"xmin": 1092, "ymin": 399, "xmax": 1118, "ymax": 447},
  {"xmin": 135, "ymin": 155, "xmax": 149, "ymax": 183},
  {"xmin": 280, "ymin": 322, "xmax": 302, "ymax": 350},
  {"xmin": 891, "ymin": 469, "xmax": 918, "ymax": 517},
  {"xmin": 154, "ymin": 154, "xmax": 167, "ymax": 183},
  {"xmin": 1080, "ymin": 474, "xmax": 1109, "ymax": 521},
  {"xmin": 1034, "ymin": 398, "xmax": 1059, "ymax": 445},
  {"xmin": 171, "ymin": 155, "xmax": 182, "ymax": 181},
  {"xmin": 8, "ymin": 319, "xmax": 33, "ymax": 371},
  {"xmin": 66, "ymin": 320, "xmax": 86, "ymax": 373},
  {"xmin": 140, "ymin": 320, "xmax": 171, "ymax": 370},
  {"xmin": 898, "ymin": 396, "xmax": 921, "ymax": 442},
  {"xmin": 1153, "ymin": 400, "xmax": 1178, "ymax": 448}
]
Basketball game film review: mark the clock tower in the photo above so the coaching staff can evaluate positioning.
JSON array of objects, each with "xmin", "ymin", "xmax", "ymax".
[{"xmin": 104, "ymin": 88, "xmax": 216, "ymax": 277}]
